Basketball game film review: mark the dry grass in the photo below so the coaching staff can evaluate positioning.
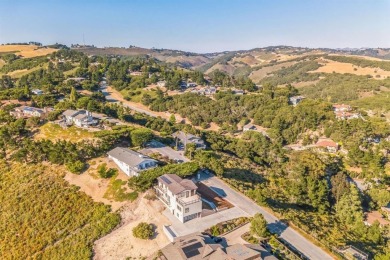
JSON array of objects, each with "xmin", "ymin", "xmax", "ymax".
[
  {"xmin": 34, "ymin": 122, "xmax": 97, "ymax": 142},
  {"xmin": 249, "ymin": 61, "xmax": 296, "ymax": 82},
  {"xmin": 93, "ymin": 194, "xmax": 171, "ymax": 260},
  {"xmin": 0, "ymin": 45, "xmax": 56, "ymax": 58},
  {"xmin": 310, "ymin": 58, "xmax": 390, "ymax": 79}
]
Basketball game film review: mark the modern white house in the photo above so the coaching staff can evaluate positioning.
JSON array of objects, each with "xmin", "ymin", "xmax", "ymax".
[
  {"xmin": 107, "ymin": 147, "xmax": 158, "ymax": 176},
  {"xmin": 155, "ymin": 174, "xmax": 202, "ymax": 223},
  {"xmin": 62, "ymin": 110, "xmax": 98, "ymax": 127}
]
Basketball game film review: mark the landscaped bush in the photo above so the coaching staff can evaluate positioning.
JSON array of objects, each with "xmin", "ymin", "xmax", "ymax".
[
  {"xmin": 98, "ymin": 163, "xmax": 117, "ymax": 178},
  {"xmin": 206, "ymin": 217, "xmax": 251, "ymax": 236},
  {"xmin": 132, "ymin": 222, "xmax": 154, "ymax": 239}
]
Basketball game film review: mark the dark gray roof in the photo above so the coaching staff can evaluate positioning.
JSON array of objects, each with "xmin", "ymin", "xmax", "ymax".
[
  {"xmin": 172, "ymin": 131, "xmax": 204, "ymax": 145},
  {"xmin": 243, "ymin": 123, "xmax": 256, "ymax": 129},
  {"xmin": 62, "ymin": 109, "xmax": 80, "ymax": 117},
  {"xmin": 107, "ymin": 147, "xmax": 157, "ymax": 168}
]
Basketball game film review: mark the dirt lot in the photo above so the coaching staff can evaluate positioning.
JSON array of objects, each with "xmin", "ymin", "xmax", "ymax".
[
  {"xmin": 64, "ymin": 158, "xmax": 129, "ymax": 211},
  {"xmin": 0, "ymin": 44, "xmax": 56, "ymax": 58},
  {"xmin": 93, "ymin": 193, "xmax": 171, "ymax": 260}
]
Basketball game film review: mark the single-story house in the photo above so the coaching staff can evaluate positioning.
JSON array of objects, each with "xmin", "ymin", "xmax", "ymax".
[
  {"xmin": 62, "ymin": 110, "xmax": 98, "ymax": 127},
  {"xmin": 31, "ymin": 89, "xmax": 44, "ymax": 95},
  {"xmin": 315, "ymin": 140, "xmax": 339, "ymax": 153},
  {"xmin": 335, "ymin": 111, "xmax": 360, "ymax": 120},
  {"xmin": 173, "ymin": 131, "xmax": 206, "ymax": 149},
  {"xmin": 160, "ymin": 232, "xmax": 277, "ymax": 260},
  {"xmin": 333, "ymin": 104, "xmax": 352, "ymax": 112},
  {"xmin": 10, "ymin": 106, "xmax": 53, "ymax": 118},
  {"xmin": 130, "ymin": 71, "xmax": 143, "ymax": 76},
  {"xmin": 107, "ymin": 147, "xmax": 158, "ymax": 176},
  {"xmin": 289, "ymin": 95, "xmax": 305, "ymax": 106},
  {"xmin": 65, "ymin": 77, "xmax": 86, "ymax": 83},
  {"xmin": 232, "ymin": 89, "xmax": 245, "ymax": 95},
  {"xmin": 157, "ymin": 81, "xmax": 166, "ymax": 87},
  {"xmin": 243, "ymin": 123, "xmax": 257, "ymax": 132}
]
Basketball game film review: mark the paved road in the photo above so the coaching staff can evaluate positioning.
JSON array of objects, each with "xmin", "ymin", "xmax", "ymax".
[
  {"xmin": 140, "ymin": 140, "xmax": 189, "ymax": 162},
  {"xmin": 200, "ymin": 174, "xmax": 333, "ymax": 260},
  {"xmin": 100, "ymin": 85, "xmax": 161, "ymax": 118}
]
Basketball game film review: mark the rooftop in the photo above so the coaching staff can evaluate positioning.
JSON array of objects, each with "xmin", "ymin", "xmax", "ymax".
[
  {"xmin": 158, "ymin": 174, "xmax": 198, "ymax": 195},
  {"xmin": 107, "ymin": 147, "xmax": 156, "ymax": 168},
  {"xmin": 316, "ymin": 140, "xmax": 338, "ymax": 148}
]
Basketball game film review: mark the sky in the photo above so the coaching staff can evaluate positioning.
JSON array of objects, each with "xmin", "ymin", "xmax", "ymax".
[{"xmin": 0, "ymin": 0, "xmax": 389, "ymax": 53}]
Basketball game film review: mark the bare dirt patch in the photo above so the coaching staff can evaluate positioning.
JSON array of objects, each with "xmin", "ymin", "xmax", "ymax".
[
  {"xmin": 93, "ymin": 194, "xmax": 171, "ymax": 260},
  {"xmin": 64, "ymin": 158, "xmax": 129, "ymax": 211}
]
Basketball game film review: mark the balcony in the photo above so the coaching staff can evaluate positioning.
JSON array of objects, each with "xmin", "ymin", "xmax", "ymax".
[
  {"xmin": 155, "ymin": 186, "xmax": 170, "ymax": 206},
  {"xmin": 177, "ymin": 193, "xmax": 201, "ymax": 207}
]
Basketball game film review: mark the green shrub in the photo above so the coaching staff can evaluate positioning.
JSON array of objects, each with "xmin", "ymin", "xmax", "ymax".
[
  {"xmin": 132, "ymin": 222, "xmax": 154, "ymax": 239},
  {"xmin": 66, "ymin": 160, "xmax": 86, "ymax": 174}
]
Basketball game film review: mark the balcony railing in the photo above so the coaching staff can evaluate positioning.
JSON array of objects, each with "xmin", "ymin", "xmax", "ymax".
[
  {"xmin": 177, "ymin": 193, "xmax": 201, "ymax": 207},
  {"xmin": 154, "ymin": 186, "xmax": 170, "ymax": 206}
]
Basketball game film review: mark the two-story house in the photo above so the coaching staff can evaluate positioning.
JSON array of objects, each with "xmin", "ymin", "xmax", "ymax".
[
  {"xmin": 62, "ymin": 110, "xmax": 98, "ymax": 128},
  {"xmin": 155, "ymin": 174, "xmax": 202, "ymax": 223},
  {"xmin": 107, "ymin": 147, "xmax": 158, "ymax": 176}
]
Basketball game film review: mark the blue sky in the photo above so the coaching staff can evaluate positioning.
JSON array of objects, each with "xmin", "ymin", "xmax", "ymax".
[{"xmin": 0, "ymin": 0, "xmax": 389, "ymax": 52}]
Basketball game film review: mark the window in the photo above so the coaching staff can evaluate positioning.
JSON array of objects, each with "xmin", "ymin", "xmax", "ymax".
[
  {"xmin": 177, "ymin": 205, "xmax": 182, "ymax": 211},
  {"xmin": 186, "ymin": 191, "xmax": 189, "ymax": 198},
  {"xmin": 185, "ymin": 208, "xmax": 189, "ymax": 213}
]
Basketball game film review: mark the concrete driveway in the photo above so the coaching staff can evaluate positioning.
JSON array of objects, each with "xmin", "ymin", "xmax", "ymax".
[
  {"xmin": 164, "ymin": 206, "xmax": 249, "ymax": 237},
  {"xmin": 223, "ymin": 223, "xmax": 250, "ymax": 246},
  {"xmin": 141, "ymin": 140, "xmax": 189, "ymax": 162},
  {"xmin": 199, "ymin": 174, "xmax": 333, "ymax": 260}
]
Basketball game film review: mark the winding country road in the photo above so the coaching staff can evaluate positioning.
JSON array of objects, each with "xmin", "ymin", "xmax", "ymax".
[{"xmin": 100, "ymin": 83, "xmax": 334, "ymax": 259}]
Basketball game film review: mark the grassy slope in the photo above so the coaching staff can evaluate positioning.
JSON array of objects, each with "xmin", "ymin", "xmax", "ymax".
[
  {"xmin": 0, "ymin": 161, "xmax": 120, "ymax": 259},
  {"xmin": 34, "ymin": 123, "xmax": 96, "ymax": 142}
]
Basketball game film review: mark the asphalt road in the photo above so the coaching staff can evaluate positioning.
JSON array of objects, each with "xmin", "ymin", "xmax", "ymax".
[
  {"xmin": 141, "ymin": 140, "xmax": 189, "ymax": 162},
  {"xmin": 199, "ymin": 173, "xmax": 333, "ymax": 260},
  {"xmin": 100, "ymin": 85, "xmax": 160, "ymax": 118}
]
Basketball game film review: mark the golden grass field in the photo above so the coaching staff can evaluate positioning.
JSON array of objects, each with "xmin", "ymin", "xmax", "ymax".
[
  {"xmin": 310, "ymin": 58, "xmax": 390, "ymax": 79},
  {"xmin": 249, "ymin": 61, "xmax": 296, "ymax": 82},
  {"xmin": 0, "ymin": 44, "xmax": 56, "ymax": 58}
]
